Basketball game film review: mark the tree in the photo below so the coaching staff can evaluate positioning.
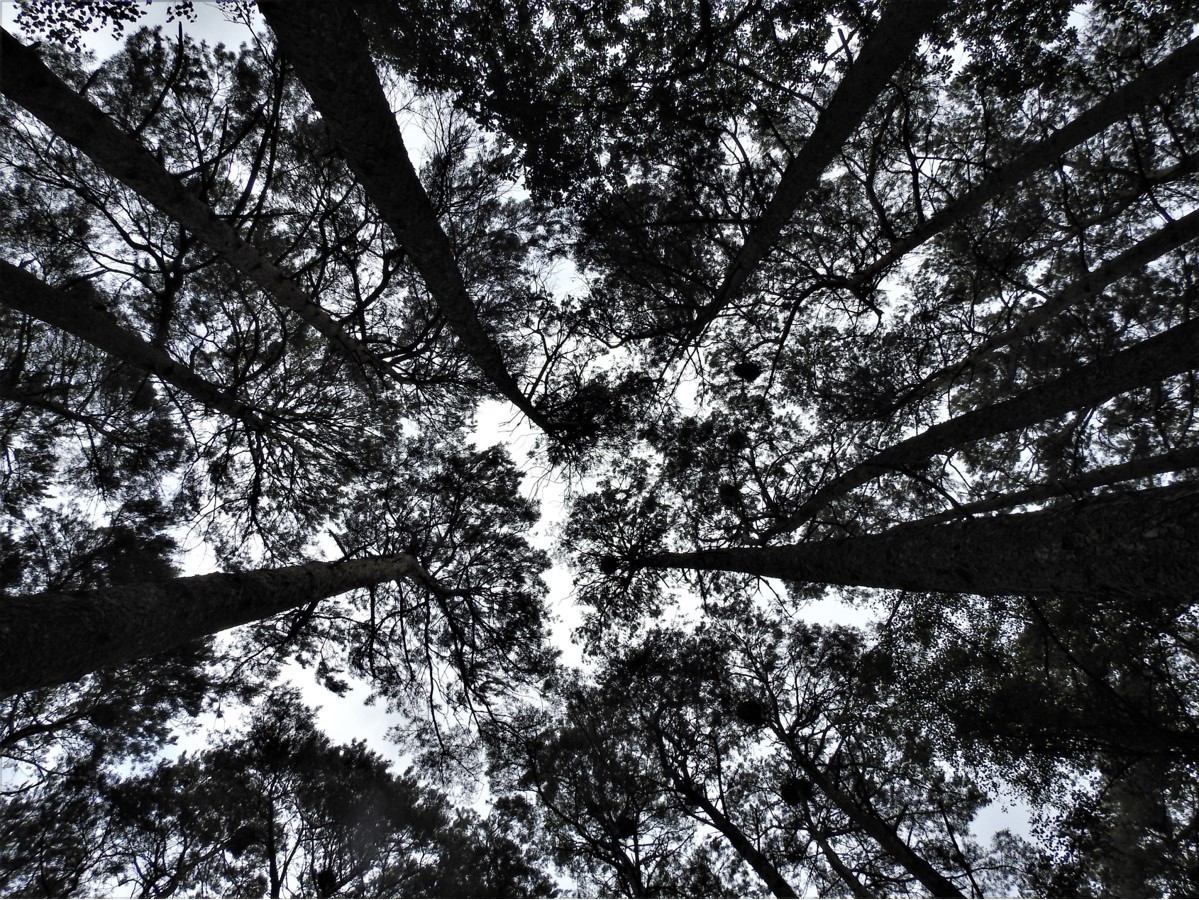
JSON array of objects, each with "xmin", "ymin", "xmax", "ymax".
[
  {"xmin": 1, "ymin": 688, "xmax": 556, "ymax": 898},
  {"xmin": 3, "ymin": 0, "xmax": 1199, "ymax": 894}
]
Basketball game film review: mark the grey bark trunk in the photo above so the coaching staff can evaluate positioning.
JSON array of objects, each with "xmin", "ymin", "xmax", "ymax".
[
  {"xmin": 0, "ymin": 554, "xmax": 420, "ymax": 699},
  {"xmin": 899, "ymin": 444, "xmax": 1199, "ymax": 528},
  {"xmin": 783, "ymin": 740, "xmax": 964, "ymax": 898},
  {"xmin": 806, "ymin": 819, "xmax": 875, "ymax": 898},
  {"xmin": 0, "ymin": 261, "xmax": 269, "ymax": 430},
  {"xmin": 0, "ymin": 30, "xmax": 393, "ymax": 382},
  {"xmin": 694, "ymin": 0, "xmax": 949, "ymax": 336},
  {"xmin": 679, "ymin": 783, "xmax": 798, "ymax": 897},
  {"xmin": 635, "ymin": 483, "xmax": 1199, "ymax": 603},
  {"xmin": 886, "ymin": 208, "xmax": 1199, "ymax": 415},
  {"xmin": 848, "ymin": 35, "xmax": 1199, "ymax": 291},
  {"xmin": 256, "ymin": 2, "xmax": 554, "ymax": 434},
  {"xmin": 774, "ymin": 315, "xmax": 1199, "ymax": 532}
]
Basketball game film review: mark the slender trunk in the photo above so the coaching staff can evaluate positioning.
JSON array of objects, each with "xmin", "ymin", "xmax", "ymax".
[
  {"xmin": 679, "ymin": 782, "xmax": 798, "ymax": 897},
  {"xmin": 634, "ymin": 483, "xmax": 1199, "ymax": 602},
  {"xmin": 0, "ymin": 261, "xmax": 270, "ymax": 430},
  {"xmin": 265, "ymin": 810, "xmax": 282, "ymax": 899},
  {"xmin": 848, "ymin": 35, "xmax": 1199, "ymax": 291},
  {"xmin": 774, "ymin": 315, "xmax": 1199, "ymax": 532},
  {"xmin": 899, "ymin": 444, "xmax": 1199, "ymax": 528},
  {"xmin": 783, "ymin": 741, "xmax": 964, "ymax": 898},
  {"xmin": 256, "ymin": 3, "xmax": 554, "ymax": 434},
  {"xmin": 0, "ymin": 30, "xmax": 392, "ymax": 382},
  {"xmin": 695, "ymin": 0, "xmax": 950, "ymax": 335},
  {"xmin": 0, "ymin": 554, "xmax": 420, "ymax": 699},
  {"xmin": 885, "ymin": 208, "xmax": 1199, "ymax": 416}
]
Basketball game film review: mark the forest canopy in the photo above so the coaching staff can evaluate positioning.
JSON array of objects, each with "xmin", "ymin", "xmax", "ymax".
[{"xmin": 1, "ymin": 0, "xmax": 1198, "ymax": 896}]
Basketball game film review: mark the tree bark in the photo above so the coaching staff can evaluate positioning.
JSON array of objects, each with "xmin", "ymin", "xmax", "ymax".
[
  {"xmin": 673, "ymin": 778, "xmax": 798, "ymax": 898},
  {"xmin": 0, "ymin": 554, "xmax": 420, "ymax": 699},
  {"xmin": 256, "ymin": 2, "xmax": 555, "ymax": 434},
  {"xmin": 848, "ymin": 35, "xmax": 1199, "ymax": 291},
  {"xmin": 0, "ymin": 261, "xmax": 270, "ymax": 431},
  {"xmin": 885, "ymin": 207, "xmax": 1199, "ymax": 415},
  {"xmin": 633, "ymin": 483, "xmax": 1199, "ymax": 603},
  {"xmin": 805, "ymin": 817, "xmax": 875, "ymax": 899},
  {"xmin": 774, "ymin": 315, "xmax": 1199, "ymax": 531},
  {"xmin": 694, "ymin": 0, "xmax": 950, "ymax": 336},
  {"xmin": 781, "ymin": 738, "xmax": 964, "ymax": 898},
  {"xmin": 899, "ymin": 444, "xmax": 1199, "ymax": 528},
  {"xmin": 0, "ymin": 29, "xmax": 393, "ymax": 382}
]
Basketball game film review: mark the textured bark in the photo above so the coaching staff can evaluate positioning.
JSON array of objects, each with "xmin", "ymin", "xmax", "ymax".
[
  {"xmin": 0, "ymin": 554, "xmax": 420, "ymax": 699},
  {"xmin": 0, "ymin": 261, "xmax": 269, "ymax": 430},
  {"xmin": 635, "ymin": 483, "xmax": 1199, "ymax": 602},
  {"xmin": 692, "ymin": 0, "xmax": 950, "ymax": 336},
  {"xmin": 848, "ymin": 35, "xmax": 1199, "ymax": 291},
  {"xmin": 886, "ymin": 207, "xmax": 1199, "ymax": 415},
  {"xmin": 900, "ymin": 444, "xmax": 1199, "ymax": 528},
  {"xmin": 256, "ymin": 2, "xmax": 554, "ymax": 433},
  {"xmin": 0, "ymin": 30, "xmax": 392, "ymax": 381},
  {"xmin": 775, "ymin": 315, "xmax": 1199, "ymax": 531}
]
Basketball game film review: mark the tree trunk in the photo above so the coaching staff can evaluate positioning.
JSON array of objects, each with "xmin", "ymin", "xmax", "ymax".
[
  {"xmin": 849, "ymin": 35, "xmax": 1199, "ymax": 291},
  {"xmin": 0, "ymin": 29, "xmax": 393, "ymax": 382},
  {"xmin": 256, "ymin": 2, "xmax": 554, "ymax": 434},
  {"xmin": 806, "ymin": 819, "xmax": 875, "ymax": 899},
  {"xmin": 676, "ymin": 781, "xmax": 798, "ymax": 898},
  {"xmin": 0, "ymin": 554, "xmax": 420, "ymax": 699},
  {"xmin": 900, "ymin": 444, "xmax": 1199, "ymax": 528},
  {"xmin": 0, "ymin": 261, "xmax": 269, "ymax": 431},
  {"xmin": 782, "ymin": 740, "xmax": 964, "ymax": 898},
  {"xmin": 886, "ymin": 208, "xmax": 1199, "ymax": 415},
  {"xmin": 695, "ymin": 0, "xmax": 950, "ymax": 336},
  {"xmin": 635, "ymin": 483, "xmax": 1199, "ymax": 602},
  {"xmin": 774, "ymin": 315, "xmax": 1199, "ymax": 532}
]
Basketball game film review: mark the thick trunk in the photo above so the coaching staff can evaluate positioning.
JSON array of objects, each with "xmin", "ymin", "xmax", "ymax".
[
  {"xmin": 256, "ymin": 3, "xmax": 553, "ymax": 434},
  {"xmin": 694, "ymin": 0, "xmax": 950, "ymax": 335},
  {"xmin": 0, "ymin": 30, "xmax": 392, "ymax": 382},
  {"xmin": 849, "ymin": 35, "xmax": 1199, "ymax": 291},
  {"xmin": 775, "ymin": 315, "xmax": 1199, "ymax": 531},
  {"xmin": 635, "ymin": 484, "xmax": 1199, "ymax": 602},
  {"xmin": 0, "ymin": 554, "xmax": 419, "ymax": 699},
  {"xmin": 901, "ymin": 444, "xmax": 1199, "ymax": 528},
  {"xmin": 0, "ymin": 261, "xmax": 269, "ymax": 430},
  {"xmin": 887, "ymin": 208, "xmax": 1199, "ymax": 415}
]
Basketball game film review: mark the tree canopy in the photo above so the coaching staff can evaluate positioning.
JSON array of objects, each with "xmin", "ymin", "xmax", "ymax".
[{"xmin": 2, "ymin": 0, "xmax": 1198, "ymax": 896}]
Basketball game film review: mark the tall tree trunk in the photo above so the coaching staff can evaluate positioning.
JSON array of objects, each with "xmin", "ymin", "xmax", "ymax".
[
  {"xmin": 802, "ymin": 810, "xmax": 875, "ymax": 899},
  {"xmin": 633, "ymin": 483, "xmax": 1199, "ymax": 602},
  {"xmin": 781, "ymin": 742, "xmax": 964, "ymax": 898},
  {"xmin": 0, "ymin": 29, "xmax": 393, "ymax": 382},
  {"xmin": 0, "ymin": 261, "xmax": 270, "ymax": 431},
  {"xmin": 670, "ymin": 776, "xmax": 798, "ymax": 898},
  {"xmin": 0, "ymin": 554, "xmax": 421, "ymax": 699},
  {"xmin": 900, "ymin": 444, "xmax": 1199, "ymax": 528},
  {"xmin": 885, "ymin": 208, "xmax": 1199, "ymax": 416},
  {"xmin": 694, "ymin": 0, "xmax": 950, "ymax": 336},
  {"xmin": 848, "ymin": 35, "xmax": 1199, "ymax": 291},
  {"xmin": 773, "ymin": 315, "xmax": 1199, "ymax": 532},
  {"xmin": 256, "ymin": 2, "xmax": 555, "ymax": 435}
]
